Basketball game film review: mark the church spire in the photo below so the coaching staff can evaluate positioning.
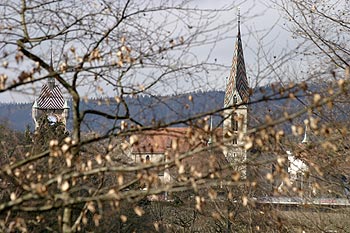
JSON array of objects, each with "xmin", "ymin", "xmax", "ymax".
[
  {"xmin": 48, "ymin": 47, "xmax": 55, "ymax": 90},
  {"xmin": 222, "ymin": 9, "xmax": 249, "ymax": 177},
  {"xmin": 224, "ymin": 8, "xmax": 249, "ymax": 107}
]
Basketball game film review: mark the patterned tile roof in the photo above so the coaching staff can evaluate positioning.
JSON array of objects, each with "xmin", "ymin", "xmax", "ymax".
[
  {"xmin": 36, "ymin": 82, "xmax": 65, "ymax": 109},
  {"xmin": 224, "ymin": 20, "xmax": 249, "ymax": 107}
]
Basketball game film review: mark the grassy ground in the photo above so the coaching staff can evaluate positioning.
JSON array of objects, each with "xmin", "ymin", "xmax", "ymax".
[{"xmin": 277, "ymin": 207, "xmax": 350, "ymax": 233}]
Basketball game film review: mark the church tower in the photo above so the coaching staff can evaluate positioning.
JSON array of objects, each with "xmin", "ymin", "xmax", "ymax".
[
  {"xmin": 223, "ymin": 11, "xmax": 249, "ymax": 176},
  {"xmin": 32, "ymin": 77, "xmax": 69, "ymax": 131}
]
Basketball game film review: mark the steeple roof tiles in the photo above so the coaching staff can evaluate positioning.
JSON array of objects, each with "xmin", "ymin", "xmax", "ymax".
[
  {"xmin": 224, "ymin": 18, "xmax": 249, "ymax": 106},
  {"xmin": 36, "ymin": 84, "xmax": 65, "ymax": 109}
]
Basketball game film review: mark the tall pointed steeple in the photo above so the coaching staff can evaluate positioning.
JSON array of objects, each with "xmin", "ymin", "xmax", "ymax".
[
  {"xmin": 224, "ymin": 8, "xmax": 249, "ymax": 107},
  {"xmin": 223, "ymin": 9, "xmax": 249, "ymax": 177}
]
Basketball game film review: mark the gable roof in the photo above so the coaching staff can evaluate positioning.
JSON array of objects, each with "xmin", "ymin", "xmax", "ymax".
[
  {"xmin": 131, "ymin": 127, "xmax": 231, "ymax": 179},
  {"xmin": 132, "ymin": 127, "xmax": 200, "ymax": 154},
  {"xmin": 132, "ymin": 127, "xmax": 223, "ymax": 154}
]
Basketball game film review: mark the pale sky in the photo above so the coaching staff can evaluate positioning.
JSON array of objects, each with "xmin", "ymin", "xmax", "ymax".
[{"xmin": 0, "ymin": 0, "xmax": 299, "ymax": 103}]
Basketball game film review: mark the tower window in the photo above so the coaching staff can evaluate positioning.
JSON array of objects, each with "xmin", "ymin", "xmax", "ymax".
[
  {"xmin": 231, "ymin": 113, "xmax": 238, "ymax": 131},
  {"xmin": 233, "ymin": 95, "xmax": 237, "ymax": 104},
  {"xmin": 233, "ymin": 137, "xmax": 237, "ymax": 145}
]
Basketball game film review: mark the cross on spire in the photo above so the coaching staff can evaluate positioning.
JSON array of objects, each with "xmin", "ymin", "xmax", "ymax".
[{"xmin": 238, "ymin": 7, "xmax": 241, "ymax": 33}]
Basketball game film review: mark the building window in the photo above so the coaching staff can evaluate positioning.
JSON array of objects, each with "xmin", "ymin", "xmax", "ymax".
[
  {"xmin": 231, "ymin": 113, "xmax": 238, "ymax": 131},
  {"xmin": 233, "ymin": 137, "xmax": 237, "ymax": 145},
  {"xmin": 297, "ymin": 172, "xmax": 303, "ymax": 190},
  {"xmin": 233, "ymin": 95, "xmax": 237, "ymax": 104}
]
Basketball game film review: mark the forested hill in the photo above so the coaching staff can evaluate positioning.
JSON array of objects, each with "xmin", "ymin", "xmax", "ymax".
[
  {"xmin": 0, "ymin": 83, "xmax": 345, "ymax": 133},
  {"xmin": 0, "ymin": 90, "xmax": 224, "ymax": 132}
]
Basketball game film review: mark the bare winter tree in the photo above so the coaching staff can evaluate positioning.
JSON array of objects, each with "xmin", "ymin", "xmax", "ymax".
[
  {"xmin": 0, "ymin": 0, "xmax": 246, "ymax": 232},
  {"xmin": 1, "ymin": 0, "xmax": 350, "ymax": 232}
]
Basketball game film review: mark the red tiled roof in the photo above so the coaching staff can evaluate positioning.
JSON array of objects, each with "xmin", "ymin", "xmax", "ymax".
[
  {"xmin": 131, "ymin": 127, "xmax": 231, "ymax": 179},
  {"xmin": 132, "ymin": 127, "xmax": 223, "ymax": 154}
]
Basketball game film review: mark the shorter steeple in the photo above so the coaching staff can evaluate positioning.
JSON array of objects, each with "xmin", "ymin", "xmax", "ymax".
[{"xmin": 32, "ymin": 77, "xmax": 69, "ymax": 131}]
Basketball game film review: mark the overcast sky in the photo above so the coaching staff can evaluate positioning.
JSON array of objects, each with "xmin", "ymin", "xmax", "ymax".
[{"xmin": 0, "ymin": 0, "xmax": 298, "ymax": 103}]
